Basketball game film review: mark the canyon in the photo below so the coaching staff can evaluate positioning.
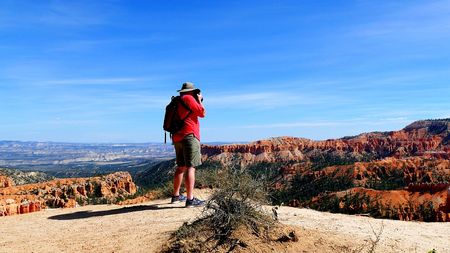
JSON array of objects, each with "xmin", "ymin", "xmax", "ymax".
[{"xmin": 2, "ymin": 118, "xmax": 450, "ymax": 222}]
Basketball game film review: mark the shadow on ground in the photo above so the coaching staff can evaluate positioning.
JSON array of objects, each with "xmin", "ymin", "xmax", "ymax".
[{"xmin": 48, "ymin": 204, "xmax": 184, "ymax": 220}]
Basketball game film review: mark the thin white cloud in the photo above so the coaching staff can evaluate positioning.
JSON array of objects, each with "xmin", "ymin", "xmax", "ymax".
[
  {"xmin": 205, "ymin": 91, "xmax": 348, "ymax": 109},
  {"xmin": 0, "ymin": 1, "xmax": 113, "ymax": 29},
  {"xmin": 48, "ymin": 36, "xmax": 175, "ymax": 52},
  {"xmin": 0, "ymin": 119, "xmax": 100, "ymax": 129},
  {"xmin": 27, "ymin": 92, "xmax": 169, "ymax": 117},
  {"xmin": 222, "ymin": 117, "xmax": 412, "ymax": 130},
  {"xmin": 352, "ymin": 1, "xmax": 450, "ymax": 39},
  {"xmin": 44, "ymin": 77, "xmax": 145, "ymax": 85}
]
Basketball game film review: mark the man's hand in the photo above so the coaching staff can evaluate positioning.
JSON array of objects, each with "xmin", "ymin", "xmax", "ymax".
[
  {"xmin": 196, "ymin": 93, "xmax": 205, "ymax": 116},
  {"xmin": 196, "ymin": 93, "xmax": 203, "ymax": 103}
]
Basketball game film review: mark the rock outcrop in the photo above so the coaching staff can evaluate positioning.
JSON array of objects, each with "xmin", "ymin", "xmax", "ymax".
[
  {"xmin": 314, "ymin": 157, "xmax": 450, "ymax": 186},
  {"xmin": 0, "ymin": 171, "xmax": 137, "ymax": 216},
  {"xmin": 0, "ymin": 175, "xmax": 14, "ymax": 188},
  {"xmin": 0, "ymin": 168, "xmax": 53, "ymax": 185}
]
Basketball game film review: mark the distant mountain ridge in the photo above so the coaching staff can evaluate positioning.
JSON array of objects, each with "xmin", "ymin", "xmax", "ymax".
[{"xmin": 201, "ymin": 118, "xmax": 450, "ymax": 166}]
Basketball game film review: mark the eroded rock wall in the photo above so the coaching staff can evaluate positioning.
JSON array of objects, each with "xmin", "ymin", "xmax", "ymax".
[
  {"xmin": 0, "ymin": 175, "xmax": 14, "ymax": 188},
  {"xmin": 0, "ymin": 171, "xmax": 137, "ymax": 216}
]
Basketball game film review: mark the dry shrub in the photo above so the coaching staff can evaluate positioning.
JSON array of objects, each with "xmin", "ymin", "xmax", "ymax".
[
  {"xmin": 162, "ymin": 168, "xmax": 298, "ymax": 253},
  {"xmin": 205, "ymin": 168, "xmax": 272, "ymax": 238},
  {"xmin": 351, "ymin": 221, "xmax": 384, "ymax": 253}
]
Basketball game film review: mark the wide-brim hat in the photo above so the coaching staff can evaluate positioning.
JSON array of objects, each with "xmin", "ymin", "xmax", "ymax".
[{"xmin": 177, "ymin": 82, "xmax": 200, "ymax": 93}]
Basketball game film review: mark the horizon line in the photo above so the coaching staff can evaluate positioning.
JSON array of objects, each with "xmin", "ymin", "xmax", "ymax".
[{"xmin": 1, "ymin": 117, "xmax": 448, "ymax": 145}]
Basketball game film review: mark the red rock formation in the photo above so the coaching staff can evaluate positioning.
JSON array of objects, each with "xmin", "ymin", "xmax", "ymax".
[
  {"xmin": 408, "ymin": 182, "xmax": 450, "ymax": 193},
  {"xmin": 321, "ymin": 187, "xmax": 450, "ymax": 222},
  {"xmin": 314, "ymin": 157, "xmax": 450, "ymax": 187},
  {"xmin": 202, "ymin": 119, "xmax": 450, "ymax": 165},
  {"xmin": 0, "ymin": 175, "xmax": 14, "ymax": 188},
  {"xmin": 117, "ymin": 191, "xmax": 159, "ymax": 206},
  {"xmin": 0, "ymin": 198, "xmax": 42, "ymax": 216},
  {"xmin": 0, "ymin": 171, "xmax": 137, "ymax": 217}
]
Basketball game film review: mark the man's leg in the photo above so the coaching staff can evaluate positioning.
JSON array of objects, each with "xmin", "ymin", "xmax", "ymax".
[
  {"xmin": 173, "ymin": 166, "xmax": 186, "ymax": 197},
  {"xmin": 182, "ymin": 135, "xmax": 204, "ymax": 207},
  {"xmin": 185, "ymin": 167, "xmax": 195, "ymax": 200}
]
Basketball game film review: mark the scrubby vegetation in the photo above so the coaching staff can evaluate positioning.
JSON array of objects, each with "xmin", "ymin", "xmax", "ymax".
[
  {"xmin": 365, "ymin": 168, "xmax": 405, "ymax": 190},
  {"xmin": 311, "ymin": 192, "xmax": 382, "ymax": 216},
  {"xmin": 162, "ymin": 168, "xmax": 298, "ymax": 252},
  {"xmin": 133, "ymin": 159, "xmax": 177, "ymax": 190},
  {"xmin": 271, "ymin": 170, "xmax": 355, "ymax": 206},
  {"xmin": 134, "ymin": 159, "xmax": 223, "ymax": 191},
  {"xmin": 309, "ymin": 152, "xmax": 375, "ymax": 171}
]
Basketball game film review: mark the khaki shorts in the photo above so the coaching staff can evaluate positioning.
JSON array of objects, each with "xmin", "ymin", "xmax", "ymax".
[{"xmin": 174, "ymin": 134, "xmax": 202, "ymax": 167}]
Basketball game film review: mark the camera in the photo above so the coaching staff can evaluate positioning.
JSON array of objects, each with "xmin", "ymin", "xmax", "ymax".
[{"xmin": 194, "ymin": 89, "xmax": 204, "ymax": 102}]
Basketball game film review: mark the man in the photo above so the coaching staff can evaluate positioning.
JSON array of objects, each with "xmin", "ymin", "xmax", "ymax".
[{"xmin": 171, "ymin": 82, "xmax": 206, "ymax": 208}]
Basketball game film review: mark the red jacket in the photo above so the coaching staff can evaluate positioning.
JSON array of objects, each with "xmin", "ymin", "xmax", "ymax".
[{"xmin": 172, "ymin": 94, "xmax": 205, "ymax": 143}]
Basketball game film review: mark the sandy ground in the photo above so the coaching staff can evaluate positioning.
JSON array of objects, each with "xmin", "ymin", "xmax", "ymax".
[
  {"xmin": 1, "ymin": 190, "xmax": 449, "ymax": 253},
  {"xmin": 278, "ymin": 207, "xmax": 450, "ymax": 253}
]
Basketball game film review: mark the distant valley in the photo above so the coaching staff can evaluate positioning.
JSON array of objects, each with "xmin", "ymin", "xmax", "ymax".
[{"xmin": 0, "ymin": 141, "xmax": 175, "ymax": 178}]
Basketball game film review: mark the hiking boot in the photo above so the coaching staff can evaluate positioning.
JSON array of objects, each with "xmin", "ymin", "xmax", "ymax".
[
  {"xmin": 171, "ymin": 194, "xmax": 187, "ymax": 203},
  {"xmin": 185, "ymin": 197, "xmax": 205, "ymax": 208}
]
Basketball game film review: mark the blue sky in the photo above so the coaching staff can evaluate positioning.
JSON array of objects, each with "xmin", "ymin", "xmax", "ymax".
[{"xmin": 0, "ymin": 0, "xmax": 449, "ymax": 143}]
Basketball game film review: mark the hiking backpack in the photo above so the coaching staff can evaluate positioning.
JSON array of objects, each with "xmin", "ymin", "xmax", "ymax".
[{"xmin": 163, "ymin": 96, "xmax": 191, "ymax": 143}]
